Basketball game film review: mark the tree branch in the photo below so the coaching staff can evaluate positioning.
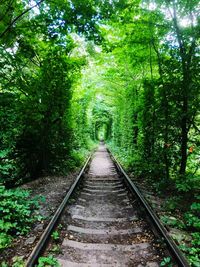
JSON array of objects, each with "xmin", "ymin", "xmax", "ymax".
[{"xmin": 0, "ymin": 0, "xmax": 45, "ymax": 39}]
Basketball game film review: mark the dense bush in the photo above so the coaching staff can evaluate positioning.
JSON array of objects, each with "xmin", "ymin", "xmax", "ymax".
[{"xmin": 0, "ymin": 186, "xmax": 41, "ymax": 249}]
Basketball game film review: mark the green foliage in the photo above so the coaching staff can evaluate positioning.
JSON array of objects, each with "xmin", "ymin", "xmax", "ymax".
[
  {"xmin": 50, "ymin": 244, "xmax": 61, "ymax": 254},
  {"xmin": 161, "ymin": 196, "xmax": 200, "ymax": 265},
  {"xmin": 163, "ymin": 196, "xmax": 182, "ymax": 211},
  {"xmin": 0, "ymin": 256, "xmax": 25, "ymax": 267},
  {"xmin": 0, "ymin": 186, "xmax": 40, "ymax": 249},
  {"xmin": 51, "ymin": 231, "xmax": 60, "ymax": 241},
  {"xmin": 0, "ymin": 0, "xmax": 199, "ymax": 264},
  {"xmin": 184, "ymin": 201, "xmax": 200, "ymax": 230},
  {"xmin": 12, "ymin": 256, "xmax": 24, "ymax": 267},
  {"xmin": 0, "ymin": 93, "xmax": 21, "ymax": 184},
  {"xmin": 160, "ymin": 215, "xmax": 185, "ymax": 230},
  {"xmin": 0, "ymin": 262, "xmax": 9, "ymax": 267},
  {"xmin": 0, "ymin": 233, "xmax": 12, "ymax": 250},
  {"xmin": 160, "ymin": 257, "xmax": 172, "ymax": 267},
  {"xmin": 37, "ymin": 255, "xmax": 60, "ymax": 267},
  {"xmin": 0, "ymin": 0, "xmax": 95, "ymax": 185},
  {"xmin": 179, "ymin": 244, "xmax": 200, "ymax": 267}
]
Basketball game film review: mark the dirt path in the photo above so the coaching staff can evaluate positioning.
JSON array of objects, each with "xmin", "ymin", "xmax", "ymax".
[{"xmin": 56, "ymin": 145, "xmax": 167, "ymax": 266}]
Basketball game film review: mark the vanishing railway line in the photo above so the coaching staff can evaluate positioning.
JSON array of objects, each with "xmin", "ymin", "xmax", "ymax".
[{"xmin": 26, "ymin": 144, "xmax": 189, "ymax": 267}]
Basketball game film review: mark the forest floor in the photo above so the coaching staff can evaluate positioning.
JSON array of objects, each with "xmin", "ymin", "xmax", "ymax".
[
  {"xmin": 0, "ymin": 171, "xmax": 80, "ymax": 265},
  {"xmin": 131, "ymin": 175, "xmax": 193, "ymax": 264}
]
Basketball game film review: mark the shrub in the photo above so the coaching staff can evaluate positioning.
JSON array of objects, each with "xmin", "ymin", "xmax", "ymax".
[
  {"xmin": 37, "ymin": 255, "xmax": 60, "ymax": 267},
  {"xmin": 0, "ymin": 186, "xmax": 41, "ymax": 249}
]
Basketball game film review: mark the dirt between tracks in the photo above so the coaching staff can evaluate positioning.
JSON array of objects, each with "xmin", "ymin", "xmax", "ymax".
[{"xmin": 0, "ymin": 171, "xmax": 79, "ymax": 266}]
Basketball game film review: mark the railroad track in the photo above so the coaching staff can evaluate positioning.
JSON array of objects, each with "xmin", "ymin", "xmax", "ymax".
[{"xmin": 26, "ymin": 144, "xmax": 189, "ymax": 267}]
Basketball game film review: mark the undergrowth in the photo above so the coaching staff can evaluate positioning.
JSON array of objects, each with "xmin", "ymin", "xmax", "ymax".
[
  {"xmin": 108, "ymin": 144, "xmax": 200, "ymax": 266},
  {"xmin": 37, "ymin": 255, "xmax": 60, "ymax": 267},
  {"xmin": 0, "ymin": 186, "xmax": 42, "ymax": 250}
]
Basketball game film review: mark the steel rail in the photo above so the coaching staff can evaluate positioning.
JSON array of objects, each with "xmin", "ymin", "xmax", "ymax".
[
  {"xmin": 25, "ymin": 154, "xmax": 92, "ymax": 267},
  {"xmin": 108, "ymin": 149, "xmax": 190, "ymax": 267}
]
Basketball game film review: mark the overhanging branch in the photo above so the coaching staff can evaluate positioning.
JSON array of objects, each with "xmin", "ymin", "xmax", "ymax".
[{"xmin": 0, "ymin": 0, "xmax": 45, "ymax": 39}]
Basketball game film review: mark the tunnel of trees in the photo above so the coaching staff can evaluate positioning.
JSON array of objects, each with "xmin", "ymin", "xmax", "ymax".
[{"xmin": 0, "ymin": 0, "xmax": 199, "ymax": 265}]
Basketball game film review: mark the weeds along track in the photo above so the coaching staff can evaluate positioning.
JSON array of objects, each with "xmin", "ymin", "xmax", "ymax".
[{"xmin": 26, "ymin": 144, "xmax": 189, "ymax": 267}]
